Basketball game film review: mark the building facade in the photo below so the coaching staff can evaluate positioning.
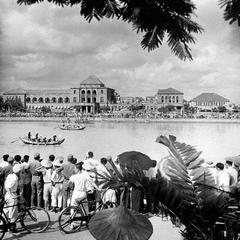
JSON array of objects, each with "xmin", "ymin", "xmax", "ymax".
[
  {"xmin": 190, "ymin": 93, "xmax": 229, "ymax": 111},
  {"xmin": 3, "ymin": 75, "xmax": 116, "ymax": 114},
  {"xmin": 144, "ymin": 88, "xmax": 184, "ymax": 112}
]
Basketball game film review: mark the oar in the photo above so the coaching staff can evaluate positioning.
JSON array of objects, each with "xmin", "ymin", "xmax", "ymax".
[{"xmin": 11, "ymin": 138, "xmax": 20, "ymax": 143}]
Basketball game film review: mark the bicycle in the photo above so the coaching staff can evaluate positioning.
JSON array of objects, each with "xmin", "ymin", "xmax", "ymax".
[
  {"xmin": 58, "ymin": 197, "xmax": 118, "ymax": 234},
  {"xmin": 0, "ymin": 196, "xmax": 50, "ymax": 239}
]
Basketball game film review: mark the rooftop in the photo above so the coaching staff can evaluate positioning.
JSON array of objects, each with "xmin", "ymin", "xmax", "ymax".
[
  {"xmin": 80, "ymin": 75, "xmax": 105, "ymax": 86},
  {"xmin": 157, "ymin": 88, "xmax": 183, "ymax": 95},
  {"xmin": 191, "ymin": 93, "xmax": 229, "ymax": 102}
]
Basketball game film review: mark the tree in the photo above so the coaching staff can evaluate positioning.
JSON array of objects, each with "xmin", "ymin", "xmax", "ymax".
[
  {"xmin": 40, "ymin": 106, "xmax": 51, "ymax": 113},
  {"xmin": 17, "ymin": 0, "xmax": 203, "ymax": 60},
  {"xmin": 218, "ymin": 105, "xmax": 227, "ymax": 112},
  {"xmin": 219, "ymin": 0, "xmax": 240, "ymax": 26},
  {"xmin": 4, "ymin": 98, "xmax": 24, "ymax": 111}
]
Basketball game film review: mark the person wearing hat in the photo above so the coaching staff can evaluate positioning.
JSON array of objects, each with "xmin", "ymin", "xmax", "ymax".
[
  {"xmin": 37, "ymin": 159, "xmax": 53, "ymax": 210},
  {"xmin": 2, "ymin": 156, "xmax": 15, "ymax": 185},
  {"xmin": 51, "ymin": 157, "xmax": 64, "ymax": 212},
  {"xmin": 61, "ymin": 154, "xmax": 76, "ymax": 208},
  {"xmin": 3, "ymin": 164, "xmax": 22, "ymax": 232},
  {"xmin": 29, "ymin": 153, "xmax": 43, "ymax": 208}
]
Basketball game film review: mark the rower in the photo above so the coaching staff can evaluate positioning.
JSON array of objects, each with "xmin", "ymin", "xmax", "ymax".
[{"xmin": 28, "ymin": 132, "xmax": 31, "ymax": 140}]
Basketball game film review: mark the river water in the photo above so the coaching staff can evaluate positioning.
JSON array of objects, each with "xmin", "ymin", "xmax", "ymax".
[{"xmin": 0, "ymin": 121, "xmax": 239, "ymax": 163}]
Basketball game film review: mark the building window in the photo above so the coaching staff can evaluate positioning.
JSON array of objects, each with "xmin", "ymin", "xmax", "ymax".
[
  {"xmin": 100, "ymin": 97, "xmax": 104, "ymax": 103},
  {"xmin": 172, "ymin": 96, "xmax": 175, "ymax": 103},
  {"xmin": 87, "ymin": 90, "xmax": 91, "ymax": 95},
  {"xmin": 93, "ymin": 98, "xmax": 96, "ymax": 103},
  {"xmin": 32, "ymin": 97, "xmax": 37, "ymax": 103},
  {"xmin": 169, "ymin": 96, "xmax": 171, "ymax": 103},
  {"xmin": 176, "ymin": 96, "xmax": 179, "ymax": 103},
  {"xmin": 165, "ymin": 96, "xmax": 168, "ymax": 102},
  {"xmin": 45, "ymin": 98, "xmax": 50, "ymax": 103},
  {"xmin": 93, "ymin": 90, "xmax": 96, "ymax": 95},
  {"xmin": 161, "ymin": 96, "xmax": 164, "ymax": 103},
  {"xmin": 101, "ymin": 90, "xmax": 104, "ymax": 94},
  {"xmin": 52, "ymin": 97, "xmax": 56, "ymax": 103},
  {"xmin": 87, "ymin": 98, "xmax": 91, "ymax": 103},
  {"xmin": 73, "ymin": 90, "xmax": 76, "ymax": 94},
  {"xmin": 39, "ymin": 97, "xmax": 43, "ymax": 103},
  {"xmin": 58, "ymin": 97, "xmax": 63, "ymax": 103},
  {"xmin": 81, "ymin": 98, "xmax": 85, "ymax": 102},
  {"xmin": 73, "ymin": 97, "xmax": 76, "ymax": 103},
  {"xmin": 26, "ymin": 97, "xmax": 31, "ymax": 103},
  {"xmin": 65, "ymin": 97, "xmax": 70, "ymax": 103},
  {"xmin": 81, "ymin": 90, "xmax": 85, "ymax": 95}
]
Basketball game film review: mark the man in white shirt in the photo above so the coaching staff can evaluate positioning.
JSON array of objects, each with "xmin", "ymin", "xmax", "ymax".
[
  {"xmin": 4, "ymin": 164, "xmax": 22, "ymax": 232},
  {"xmin": 0, "ymin": 154, "xmax": 9, "ymax": 168},
  {"xmin": 215, "ymin": 162, "xmax": 231, "ymax": 191},
  {"xmin": 68, "ymin": 162, "xmax": 99, "ymax": 215},
  {"xmin": 225, "ymin": 160, "xmax": 238, "ymax": 185}
]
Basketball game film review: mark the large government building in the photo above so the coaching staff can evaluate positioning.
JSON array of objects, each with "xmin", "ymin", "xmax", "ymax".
[{"xmin": 3, "ymin": 75, "xmax": 117, "ymax": 114}]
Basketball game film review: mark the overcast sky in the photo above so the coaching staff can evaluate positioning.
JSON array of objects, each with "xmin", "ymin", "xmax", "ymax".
[{"xmin": 0, "ymin": 0, "xmax": 240, "ymax": 102}]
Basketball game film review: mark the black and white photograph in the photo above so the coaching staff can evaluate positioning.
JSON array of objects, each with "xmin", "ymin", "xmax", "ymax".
[{"xmin": 0, "ymin": 0, "xmax": 240, "ymax": 239}]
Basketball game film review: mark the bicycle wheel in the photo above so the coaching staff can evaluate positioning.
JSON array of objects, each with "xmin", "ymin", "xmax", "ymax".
[
  {"xmin": 21, "ymin": 207, "xmax": 50, "ymax": 233},
  {"xmin": 58, "ymin": 206, "xmax": 86, "ymax": 234},
  {"xmin": 0, "ymin": 215, "xmax": 6, "ymax": 240}
]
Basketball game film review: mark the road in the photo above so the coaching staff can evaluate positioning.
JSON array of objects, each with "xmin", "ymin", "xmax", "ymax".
[{"xmin": 3, "ymin": 211, "xmax": 181, "ymax": 240}]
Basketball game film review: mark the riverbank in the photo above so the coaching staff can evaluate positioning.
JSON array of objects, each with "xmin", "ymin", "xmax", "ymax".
[{"xmin": 0, "ymin": 116, "xmax": 240, "ymax": 124}]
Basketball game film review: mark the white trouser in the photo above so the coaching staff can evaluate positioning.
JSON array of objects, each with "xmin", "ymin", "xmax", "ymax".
[
  {"xmin": 71, "ymin": 191, "xmax": 86, "ymax": 215},
  {"xmin": 51, "ymin": 183, "xmax": 63, "ymax": 208},
  {"xmin": 4, "ymin": 193, "xmax": 18, "ymax": 222},
  {"xmin": 71, "ymin": 191, "xmax": 86, "ymax": 206}
]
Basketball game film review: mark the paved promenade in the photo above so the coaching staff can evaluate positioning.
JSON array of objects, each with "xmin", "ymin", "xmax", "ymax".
[{"xmin": 3, "ymin": 211, "xmax": 181, "ymax": 240}]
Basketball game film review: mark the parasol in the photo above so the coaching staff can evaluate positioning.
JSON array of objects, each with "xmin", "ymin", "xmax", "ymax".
[
  {"xmin": 117, "ymin": 151, "xmax": 155, "ymax": 170},
  {"xmin": 225, "ymin": 155, "xmax": 240, "ymax": 166},
  {"xmin": 89, "ymin": 204, "xmax": 153, "ymax": 240}
]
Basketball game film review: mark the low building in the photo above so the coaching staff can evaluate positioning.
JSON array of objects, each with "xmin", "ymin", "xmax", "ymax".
[
  {"xmin": 190, "ymin": 93, "xmax": 229, "ymax": 111},
  {"xmin": 145, "ymin": 88, "xmax": 184, "ymax": 112},
  {"xmin": 2, "ymin": 75, "xmax": 116, "ymax": 114}
]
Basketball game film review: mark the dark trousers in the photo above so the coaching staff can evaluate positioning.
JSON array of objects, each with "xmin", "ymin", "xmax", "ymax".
[
  {"xmin": 31, "ymin": 176, "xmax": 43, "ymax": 208},
  {"xmin": 23, "ymin": 183, "xmax": 32, "ymax": 207},
  {"xmin": 62, "ymin": 180, "xmax": 72, "ymax": 208}
]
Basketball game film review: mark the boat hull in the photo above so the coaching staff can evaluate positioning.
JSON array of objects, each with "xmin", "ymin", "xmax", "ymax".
[
  {"xmin": 58, "ymin": 125, "xmax": 86, "ymax": 130},
  {"xmin": 19, "ymin": 137, "xmax": 65, "ymax": 145}
]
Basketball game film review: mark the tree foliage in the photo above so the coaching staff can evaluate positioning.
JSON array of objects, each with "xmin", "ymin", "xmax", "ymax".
[
  {"xmin": 219, "ymin": 0, "xmax": 240, "ymax": 26},
  {"xmin": 17, "ymin": 0, "xmax": 203, "ymax": 60}
]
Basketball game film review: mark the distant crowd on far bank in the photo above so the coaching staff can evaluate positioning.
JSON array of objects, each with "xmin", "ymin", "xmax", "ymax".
[{"xmin": 0, "ymin": 111, "xmax": 240, "ymax": 122}]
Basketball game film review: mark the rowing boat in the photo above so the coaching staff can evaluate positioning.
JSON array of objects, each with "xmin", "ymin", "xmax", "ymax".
[
  {"xmin": 19, "ymin": 137, "xmax": 65, "ymax": 145},
  {"xmin": 58, "ymin": 124, "xmax": 86, "ymax": 130}
]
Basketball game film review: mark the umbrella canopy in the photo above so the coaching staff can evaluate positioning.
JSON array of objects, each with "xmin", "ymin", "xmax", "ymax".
[
  {"xmin": 118, "ymin": 151, "xmax": 155, "ymax": 170},
  {"xmin": 225, "ymin": 155, "xmax": 240, "ymax": 166},
  {"xmin": 89, "ymin": 205, "xmax": 153, "ymax": 240}
]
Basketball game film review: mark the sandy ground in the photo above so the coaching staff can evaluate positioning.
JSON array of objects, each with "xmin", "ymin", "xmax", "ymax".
[{"xmin": 3, "ymin": 211, "xmax": 182, "ymax": 240}]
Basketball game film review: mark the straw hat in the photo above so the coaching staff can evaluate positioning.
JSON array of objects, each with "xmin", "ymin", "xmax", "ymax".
[
  {"xmin": 13, "ymin": 164, "xmax": 22, "ymax": 174},
  {"xmin": 41, "ymin": 160, "xmax": 53, "ymax": 168}
]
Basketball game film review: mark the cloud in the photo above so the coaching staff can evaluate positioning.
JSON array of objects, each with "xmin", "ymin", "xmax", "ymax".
[{"xmin": 0, "ymin": 0, "xmax": 240, "ymax": 103}]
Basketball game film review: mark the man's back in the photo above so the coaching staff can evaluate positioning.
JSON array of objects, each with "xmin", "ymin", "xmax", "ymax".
[
  {"xmin": 226, "ymin": 166, "xmax": 238, "ymax": 184},
  {"xmin": 62, "ymin": 162, "xmax": 75, "ymax": 180},
  {"xmin": 29, "ymin": 160, "xmax": 41, "ymax": 176}
]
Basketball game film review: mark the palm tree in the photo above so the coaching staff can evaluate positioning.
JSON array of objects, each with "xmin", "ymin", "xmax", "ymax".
[
  {"xmin": 17, "ymin": 0, "xmax": 203, "ymax": 60},
  {"xmin": 88, "ymin": 135, "xmax": 238, "ymax": 240},
  {"xmin": 219, "ymin": 0, "xmax": 240, "ymax": 26}
]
